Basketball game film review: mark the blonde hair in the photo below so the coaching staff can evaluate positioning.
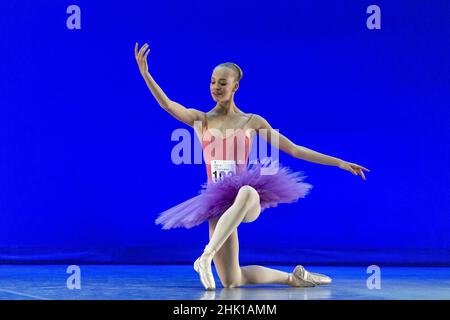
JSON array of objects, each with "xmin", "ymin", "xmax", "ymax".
[{"xmin": 216, "ymin": 62, "xmax": 243, "ymax": 82}]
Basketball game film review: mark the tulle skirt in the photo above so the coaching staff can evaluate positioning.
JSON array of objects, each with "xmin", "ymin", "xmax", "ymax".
[{"xmin": 154, "ymin": 160, "xmax": 313, "ymax": 230}]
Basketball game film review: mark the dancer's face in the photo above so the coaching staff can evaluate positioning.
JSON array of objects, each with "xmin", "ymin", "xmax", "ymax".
[{"xmin": 210, "ymin": 67, "xmax": 238, "ymax": 102}]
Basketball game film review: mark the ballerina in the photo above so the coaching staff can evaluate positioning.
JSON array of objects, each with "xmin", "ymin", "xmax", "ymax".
[{"xmin": 135, "ymin": 42, "xmax": 370, "ymax": 290}]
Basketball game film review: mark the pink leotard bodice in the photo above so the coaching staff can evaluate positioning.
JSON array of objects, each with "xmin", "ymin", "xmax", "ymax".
[{"xmin": 201, "ymin": 114, "xmax": 254, "ymax": 182}]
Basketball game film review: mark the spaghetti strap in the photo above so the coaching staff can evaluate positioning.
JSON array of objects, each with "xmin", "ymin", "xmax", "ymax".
[{"xmin": 245, "ymin": 113, "xmax": 254, "ymax": 126}]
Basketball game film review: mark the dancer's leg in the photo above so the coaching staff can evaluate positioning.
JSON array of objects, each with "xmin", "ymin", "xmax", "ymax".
[
  {"xmin": 195, "ymin": 185, "xmax": 320, "ymax": 289},
  {"xmin": 200, "ymin": 185, "xmax": 293, "ymax": 288},
  {"xmin": 208, "ymin": 185, "xmax": 260, "ymax": 251},
  {"xmin": 239, "ymin": 266, "xmax": 292, "ymax": 285},
  {"xmin": 208, "ymin": 216, "xmax": 301, "ymax": 288},
  {"xmin": 194, "ymin": 185, "xmax": 260, "ymax": 289},
  {"xmin": 208, "ymin": 218, "xmax": 242, "ymax": 288}
]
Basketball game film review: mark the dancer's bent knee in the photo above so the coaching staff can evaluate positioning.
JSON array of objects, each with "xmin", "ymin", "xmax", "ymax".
[
  {"xmin": 236, "ymin": 185, "xmax": 260, "ymax": 222},
  {"xmin": 242, "ymin": 202, "xmax": 261, "ymax": 223},
  {"xmin": 236, "ymin": 185, "xmax": 260, "ymax": 206}
]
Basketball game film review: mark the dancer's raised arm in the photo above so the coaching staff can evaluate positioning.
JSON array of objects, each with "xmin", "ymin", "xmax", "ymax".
[
  {"xmin": 135, "ymin": 42, "xmax": 204, "ymax": 127},
  {"xmin": 253, "ymin": 114, "xmax": 370, "ymax": 180}
]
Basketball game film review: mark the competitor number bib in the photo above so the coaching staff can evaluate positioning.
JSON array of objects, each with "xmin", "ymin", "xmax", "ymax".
[{"xmin": 211, "ymin": 160, "xmax": 237, "ymax": 183}]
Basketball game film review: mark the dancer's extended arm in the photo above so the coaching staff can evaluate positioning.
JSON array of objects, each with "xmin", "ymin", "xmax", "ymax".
[
  {"xmin": 135, "ymin": 42, "xmax": 203, "ymax": 127},
  {"xmin": 253, "ymin": 114, "xmax": 370, "ymax": 180}
]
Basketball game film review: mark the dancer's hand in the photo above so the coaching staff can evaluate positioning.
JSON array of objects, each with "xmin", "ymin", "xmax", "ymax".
[
  {"xmin": 338, "ymin": 160, "xmax": 370, "ymax": 180},
  {"xmin": 135, "ymin": 42, "xmax": 150, "ymax": 76}
]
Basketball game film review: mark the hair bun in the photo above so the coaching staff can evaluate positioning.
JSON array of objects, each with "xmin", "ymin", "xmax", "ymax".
[
  {"xmin": 217, "ymin": 62, "xmax": 243, "ymax": 81},
  {"xmin": 232, "ymin": 63, "xmax": 243, "ymax": 81}
]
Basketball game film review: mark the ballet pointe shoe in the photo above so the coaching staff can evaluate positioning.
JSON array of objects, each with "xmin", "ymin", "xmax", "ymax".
[
  {"xmin": 290, "ymin": 265, "xmax": 316, "ymax": 287},
  {"xmin": 291, "ymin": 265, "xmax": 332, "ymax": 286},
  {"xmin": 193, "ymin": 245, "xmax": 216, "ymax": 290},
  {"xmin": 309, "ymin": 271, "xmax": 332, "ymax": 285}
]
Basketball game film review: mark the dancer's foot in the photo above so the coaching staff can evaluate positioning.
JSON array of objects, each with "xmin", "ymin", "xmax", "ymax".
[
  {"xmin": 290, "ymin": 265, "xmax": 332, "ymax": 286},
  {"xmin": 309, "ymin": 271, "xmax": 332, "ymax": 285},
  {"xmin": 289, "ymin": 265, "xmax": 316, "ymax": 287},
  {"xmin": 193, "ymin": 245, "xmax": 216, "ymax": 290}
]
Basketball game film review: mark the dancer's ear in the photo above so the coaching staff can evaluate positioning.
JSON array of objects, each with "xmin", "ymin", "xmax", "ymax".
[{"xmin": 233, "ymin": 81, "xmax": 239, "ymax": 92}]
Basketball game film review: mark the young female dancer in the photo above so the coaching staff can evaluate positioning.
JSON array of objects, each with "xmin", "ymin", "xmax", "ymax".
[{"xmin": 135, "ymin": 43, "xmax": 370, "ymax": 290}]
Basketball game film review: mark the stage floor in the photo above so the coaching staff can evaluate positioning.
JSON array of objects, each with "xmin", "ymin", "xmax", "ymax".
[{"xmin": 0, "ymin": 265, "xmax": 449, "ymax": 300}]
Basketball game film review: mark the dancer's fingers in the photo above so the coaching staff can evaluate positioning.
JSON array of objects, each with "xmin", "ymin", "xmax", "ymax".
[
  {"xmin": 139, "ymin": 43, "xmax": 148, "ymax": 58},
  {"xmin": 350, "ymin": 165, "xmax": 359, "ymax": 175},
  {"xmin": 359, "ymin": 169, "xmax": 366, "ymax": 180},
  {"xmin": 144, "ymin": 48, "xmax": 150, "ymax": 60},
  {"xmin": 139, "ymin": 43, "xmax": 147, "ymax": 55},
  {"xmin": 354, "ymin": 164, "xmax": 370, "ymax": 172}
]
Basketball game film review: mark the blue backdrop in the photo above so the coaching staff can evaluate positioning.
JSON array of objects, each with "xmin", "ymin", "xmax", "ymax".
[{"xmin": 1, "ymin": 0, "xmax": 449, "ymax": 265}]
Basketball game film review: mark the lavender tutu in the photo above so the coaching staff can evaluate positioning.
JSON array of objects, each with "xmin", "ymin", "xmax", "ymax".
[{"xmin": 155, "ymin": 160, "xmax": 313, "ymax": 230}]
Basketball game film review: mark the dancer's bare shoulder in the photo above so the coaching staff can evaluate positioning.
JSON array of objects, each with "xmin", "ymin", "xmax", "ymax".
[
  {"xmin": 186, "ymin": 108, "xmax": 206, "ymax": 124},
  {"xmin": 249, "ymin": 113, "xmax": 272, "ymax": 131}
]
